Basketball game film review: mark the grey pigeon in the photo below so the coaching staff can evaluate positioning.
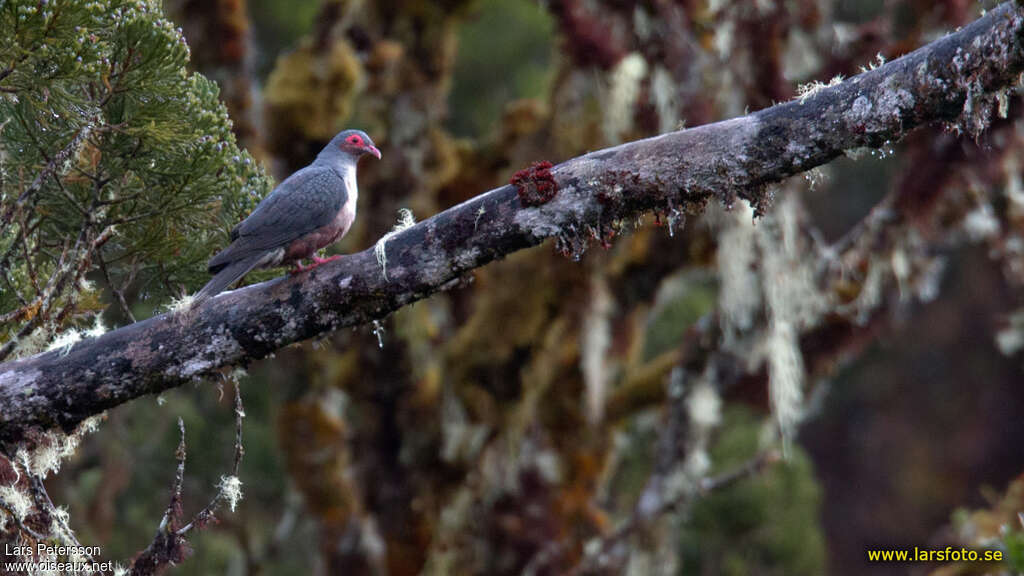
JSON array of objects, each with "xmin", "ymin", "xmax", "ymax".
[{"xmin": 193, "ymin": 129, "xmax": 380, "ymax": 306}]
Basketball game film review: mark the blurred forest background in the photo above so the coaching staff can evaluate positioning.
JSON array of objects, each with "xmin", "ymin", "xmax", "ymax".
[{"xmin": 2, "ymin": 0, "xmax": 1024, "ymax": 574}]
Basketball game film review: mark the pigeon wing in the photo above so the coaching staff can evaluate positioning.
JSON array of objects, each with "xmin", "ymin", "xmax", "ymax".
[{"xmin": 210, "ymin": 167, "xmax": 348, "ymax": 271}]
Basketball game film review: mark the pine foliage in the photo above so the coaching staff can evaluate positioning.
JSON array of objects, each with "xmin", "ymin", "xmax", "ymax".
[{"xmin": 0, "ymin": 0, "xmax": 269, "ymax": 359}]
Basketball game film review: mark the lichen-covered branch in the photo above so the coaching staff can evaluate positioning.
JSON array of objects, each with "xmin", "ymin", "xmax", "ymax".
[{"xmin": 2, "ymin": 2, "xmax": 1024, "ymax": 449}]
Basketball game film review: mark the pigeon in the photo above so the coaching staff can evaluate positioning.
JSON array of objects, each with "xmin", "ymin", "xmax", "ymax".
[{"xmin": 193, "ymin": 129, "xmax": 380, "ymax": 306}]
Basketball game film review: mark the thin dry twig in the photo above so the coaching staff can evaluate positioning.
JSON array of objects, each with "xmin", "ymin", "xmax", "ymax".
[
  {"xmin": 128, "ymin": 419, "xmax": 188, "ymax": 576},
  {"xmin": 97, "ymin": 250, "xmax": 137, "ymax": 323},
  {"xmin": 564, "ymin": 451, "xmax": 781, "ymax": 576},
  {"xmin": 0, "ymin": 224, "xmax": 114, "ymax": 361},
  {"xmin": 176, "ymin": 381, "xmax": 245, "ymax": 536},
  {"xmin": 128, "ymin": 384, "xmax": 245, "ymax": 575},
  {"xmin": 28, "ymin": 473, "xmax": 98, "ymax": 564}
]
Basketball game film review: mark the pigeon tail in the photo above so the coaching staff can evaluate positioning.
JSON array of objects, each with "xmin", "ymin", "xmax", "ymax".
[{"xmin": 191, "ymin": 254, "xmax": 265, "ymax": 309}]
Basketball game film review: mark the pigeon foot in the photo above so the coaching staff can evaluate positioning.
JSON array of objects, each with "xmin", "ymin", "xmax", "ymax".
[
  {"xmin": 290, "ymin": 254, "xmax": 342, "ymax": 276},
  {"xmin": 312, "ymin": 254, "xmax": 343, "ymax": 266}
]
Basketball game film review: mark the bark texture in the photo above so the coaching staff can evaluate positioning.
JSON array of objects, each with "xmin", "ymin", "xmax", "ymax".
[{"xmin": 2, "ymin": 1, "xmax": 1024, "ymax": 448}]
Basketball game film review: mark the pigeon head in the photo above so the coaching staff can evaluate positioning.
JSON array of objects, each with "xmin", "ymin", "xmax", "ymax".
[{"xmin": 321, "ymin": 129, "xmax": 381, "ymax": 164}]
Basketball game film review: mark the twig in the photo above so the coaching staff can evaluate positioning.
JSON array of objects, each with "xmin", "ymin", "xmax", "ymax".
[
  {"xmin": 128, "ymin": 419, "xmax": 188, "ymax": 576},
  {"xmin": 13, "ymin": 117, "xmax": 99, "ymax": 208},
  {"xmin": 28, "ymin": 473, "xmax": 98, "ymax": 564},
  {"xmin": 128, "ymin": 385, "xmax": 245, "ymax": 575},
  {"xmin": 0, "ymin": 224, "xmax": 113, "ymax": 361},
  {"xmin": 564, "ymin": 451, "xmax": 781, "ymax": 576},
  {"xmin": 700, "ymin": 452, "xmax": 782, "ymax": 492},
  {"xmin": 0, "ymin": 270, "xmax": 27, "ymax": 308},
  {"xmin": 165, "ymin": 418, "xmax": 187, "ymax": 532},
  {"xmin": 0, "ymin": 237, "xmax": 73, "ymax": 361},
  {"xmin": 17, "ymin": 213, "xmax": 40, "ymax": 293},
  {"xmin": 97, "ymin": 250, "xmax": 136, "ymax": 323},
  {"xmin": 0, "ymin": 203, "xmax": 36, "ymax": 301},
  {"xmin": 175, "ymin": 381, "xmax": 245, "ymax": 536}
]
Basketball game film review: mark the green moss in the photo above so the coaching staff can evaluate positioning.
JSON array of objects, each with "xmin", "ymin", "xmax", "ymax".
[
  {"xmin": 679, "ymin": 406, "xmax": 826, "ymax": 576},
  {"xmin": 1004, "ymin": 529, "xmax": 1024, "ymax": 573},
  {"xmin": 265, "ymin": 40, "xmax": 362, "ymax": 140},
  {"xmin": 643, "ymin": 271, "xmax": 718, "ymax": 361}
]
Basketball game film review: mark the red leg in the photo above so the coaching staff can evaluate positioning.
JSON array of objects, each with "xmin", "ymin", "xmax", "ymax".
[
  {"xmin": 312, "ymin": 254, "xmax": 343, "ymax": 266},
  {"xmin": 290, "ymin": 254, "xmax": 342, "ymax": 276}
]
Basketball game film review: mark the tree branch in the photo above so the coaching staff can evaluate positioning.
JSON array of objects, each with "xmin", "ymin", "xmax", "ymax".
[{"xmin": 2, "ymin": 2, "xmax": 1024, "ymax": 448}]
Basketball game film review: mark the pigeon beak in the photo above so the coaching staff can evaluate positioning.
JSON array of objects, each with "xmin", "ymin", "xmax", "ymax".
[{"xmin": 366, "ymin": 145, "xmax": 382, "ymax": 160}]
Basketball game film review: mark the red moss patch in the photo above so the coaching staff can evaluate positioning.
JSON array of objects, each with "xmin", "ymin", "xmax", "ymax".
[{"xmin": 511, "ymin": 161, "xmax": 558, "ymax": 206}]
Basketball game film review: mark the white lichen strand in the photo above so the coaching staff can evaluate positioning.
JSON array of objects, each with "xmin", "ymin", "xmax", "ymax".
[
  {"xmin": 46, "ymin": 329, "xmax": 82, "ymax": 356},
  {"xmin": 375, "ymin": 208, "xmax": 416, "ymax": 280},
  {"xmin": 13, "ymin": 415, "xmax": 103, "ymax": 479},
  {"xmin": 217, "ymin": 475, "xmax": 243, "ymax": 512},
  {"xmin": 10, "ymin": 326, "xmax": 53, "ymax": 360},
  {"xmin": 48, "ymin": 504, "xmax": 91, "ymax": 562},
  {"xmin": 796, "ymin": 75, "xmax": 843, "ymax": 103},
  {"xmin": 765, "ymin": 321, "xmax": 805, "ymax": 457},
  {"xmin": 650, "ymin": 65, "xmax": 680, "ymax": 134},
  {"xmin": 1007, "ymin": 154, "xmax": 1024, "ymax": 215},
  {"xmin": 603, "ymin": 53, "xmax": 648, "ymax": 144},
  {"xmin": 756, "ymin": 191, "xmax": 828, "ymax": 454},
  {"xmin": 228, "ymin": 367, "xmax": 248, "ymax": 385},
  {"xmin": 581, "ymin": 273, "xmax": 613, "ymax": 424},
  {"xmin": 0, "ymin": 484, "xmax": 33, "ymax": 523},
  {"xmin": 712, "ymin": 17, "xmax": 735, "ymax": 59},
  {"xmin": 84, "ymin": 316, "xmax": 107, "ymax": 339},
  {"xmin": 679, "ymin": 367, "xmax": 721, "ymax": 484},
  {"xmin": 891, "ymin": 248, "xmax": 910, "ymax": 300},
  {"xmin": 165, "ymin": 291, "xmax": 196, "ymax": 312},
  {"xmin": 715, "ymin": 202, "xmax": 761, "ymax": 338},
  {"xmin": 625, "ymin": 548, "xmax": 659, "ymax": 576},
  {"xmin": 859, "ymin": 53, "xmax": 887, "ymax": 73},
  {"xmin": 473, "ymin": 205, "xmax": 486, "ymax": 231},
  {"xmin": 958, "ymin": 79, "xmax": 995, "ymax": 137}
]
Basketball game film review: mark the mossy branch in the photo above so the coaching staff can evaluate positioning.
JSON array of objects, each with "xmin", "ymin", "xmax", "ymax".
[{"xmin": 2, "ymin": 2, "xmax": 1024, "ymax": 448}]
